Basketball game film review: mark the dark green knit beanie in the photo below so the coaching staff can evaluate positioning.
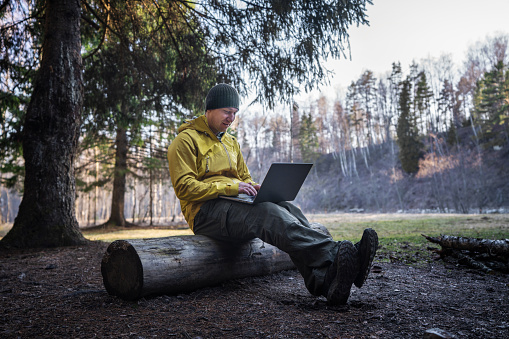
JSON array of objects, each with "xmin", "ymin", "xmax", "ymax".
[{"xmin": 205, "ymin": 84, "xmax": 240, "ymax": 111}]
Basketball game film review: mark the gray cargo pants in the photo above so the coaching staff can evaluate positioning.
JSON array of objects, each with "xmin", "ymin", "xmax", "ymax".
[{"xmin": 193, "ymin": 199, "xmax": 339, "ymax": 296}]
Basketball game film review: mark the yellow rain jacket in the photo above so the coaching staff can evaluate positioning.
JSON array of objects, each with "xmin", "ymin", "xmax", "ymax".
[{"xmin": 167, "ymin": 115, "xmax": 257, "ymax": 229}]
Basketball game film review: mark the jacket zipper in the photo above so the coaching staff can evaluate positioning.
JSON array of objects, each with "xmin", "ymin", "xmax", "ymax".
[
  {"xmin": 219, "ymin": 140, "xmax": 233, "ymax": 171},
  {"xmin": 205, "ymin": 131, "xmax": 234, "ymax": 183}
]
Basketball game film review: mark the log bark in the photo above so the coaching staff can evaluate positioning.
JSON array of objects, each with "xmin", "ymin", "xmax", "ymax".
[
  {"xmin": 423, "ymin": 234, "xmax": 509, "ymax": 273},
  {"xmin": 422, "ymin": 234, "xmax": 509, "ymax": 256},
  {"xmin": 101, "ymin": 223, "xmax": 331, "ymax": 300}
]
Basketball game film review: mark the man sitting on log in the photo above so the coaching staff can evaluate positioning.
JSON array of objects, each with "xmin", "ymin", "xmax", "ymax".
[{"xmin": 167, "ymin": 83, "xmax": 378, "ymax": 305}]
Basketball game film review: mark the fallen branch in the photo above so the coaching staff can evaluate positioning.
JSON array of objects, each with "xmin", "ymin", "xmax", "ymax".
[
  {"xmin": 422, "ymin": 234, "xmax": 509, "ymax": 256},
  {"xmin": 423, "ymin": 234, "xmax": 509, "ymax": 273},
  {"xmin": 451, "ymin": 249, "xmax": 494, "ymax": 273}
]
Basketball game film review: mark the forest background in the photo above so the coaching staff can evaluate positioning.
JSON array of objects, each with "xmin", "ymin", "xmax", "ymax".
[{"xmin": 1, "ymin": 1, "xmax": 508, "ymax": 231}]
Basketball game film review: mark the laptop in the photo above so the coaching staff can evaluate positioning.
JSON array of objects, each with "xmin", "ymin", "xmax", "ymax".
[{"xmin": 220, "ymin": 163, "xmax": 313, "ymax": 204}]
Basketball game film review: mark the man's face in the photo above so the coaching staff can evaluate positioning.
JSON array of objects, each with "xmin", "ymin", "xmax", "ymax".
[{"xmin": 205, "ymin": 107, "xmax": 238, "ymax": 135}]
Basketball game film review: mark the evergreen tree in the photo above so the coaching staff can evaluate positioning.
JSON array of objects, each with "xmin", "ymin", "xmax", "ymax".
[
  {"xmin": 437, "ymin": 79, "xmax": 457, "ymax": 131},
  {"xmin": 356, "ymin": 70, "xmax": 378, "ymax": 146},
  {"xmin": 196, "ymin": 0, "xmax": 373, "ymax": 106},
  {"xmin": 0, "ymin": 0, "xmax": 42, "ymax": 187},
  {"xmin": 299, "ymin": 112, "xmax": 319, "ymax": 163},
  {"xmin": 80, "ymin": 1, "xmax": 217, "ymax": 227},
  {"xmin": 396, "ymin": 77, "xmax": 423, "ymax": 175},
  {"xmin": 1, "ymin": 0, "xmax": 87, "ymax": 248},
  {"xmin": 446, "ymin": 118, "xmax": 458, "ymax": 146},
  {"xmin": 414, "ymin": 71, "xmax": 433, "ymax": 134},
  {"xmin": 1, "ymin": 0, "xmax": 371, "ymax": 247},
  {"xmin": 346, "ymin": 81, "xmax": 364, "ymax": 148},
  {"xmin": 389, "ymin": 63, "xmax": 403, "ymax": 116},
  {"xmin": 473, "ymin": 61, "xmax": 509, "ymax": 145}
]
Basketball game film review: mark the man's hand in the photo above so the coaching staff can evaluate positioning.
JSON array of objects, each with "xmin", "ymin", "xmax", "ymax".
[{"xmin": 238, "ymin": 182, "xmax": 260, "ymax": 196}]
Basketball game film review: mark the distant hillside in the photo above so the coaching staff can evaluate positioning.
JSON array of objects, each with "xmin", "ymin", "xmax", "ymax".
[{"xmin": 295, "ymin": 127, "xmax": 509, "ymax": 214}]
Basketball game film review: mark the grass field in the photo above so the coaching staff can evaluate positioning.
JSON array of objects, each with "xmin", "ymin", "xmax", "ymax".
[
  {"xmin": 2, "ymin": 213, "xmax": 508, "ymax": 242},
  {"xmin": 2, "ymin": 213, "xmax": 508, "ymax": 265},
  {"xmin": 307, "ymin": 213, "xmax": 509, "ymax": 242},
  {"xmin": 307, "ymin": 213, "xmax": 509, "ymax": 266}
]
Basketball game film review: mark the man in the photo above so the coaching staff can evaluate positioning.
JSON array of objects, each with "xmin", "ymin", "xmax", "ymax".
[{"xmin": 167, "ymin": 83, "xmax": 378, "ymax": 305}]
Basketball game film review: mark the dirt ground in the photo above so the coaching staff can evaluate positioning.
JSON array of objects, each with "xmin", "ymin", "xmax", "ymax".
[{"xmin": 0, "ymin": 239, "xmax": 508, "ymax": 339}]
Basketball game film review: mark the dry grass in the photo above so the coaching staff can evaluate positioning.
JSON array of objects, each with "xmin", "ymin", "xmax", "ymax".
[
  {"xmin": 81, "ymin": 227, "xmax": 193, "ymax": 242},
  {"xmin": 0, "ymin": 223, "xmax": 12, "ymax": 238},
  {"xmin": 2, "ymin": 213, "xmax": 508, "ymax": 243},
  {"xmin": 0, "ymin": 223, "xmax": 193, "ymax": 242}
]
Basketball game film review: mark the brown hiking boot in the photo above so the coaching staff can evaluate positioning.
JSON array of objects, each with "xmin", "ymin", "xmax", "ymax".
[
  {"xmin": 325, "ymin": 240, "xmax": 359, "ymax": 305},
  {"xmin": 354, "ymin": 228, "xmax": 378, "ymax": 288}
]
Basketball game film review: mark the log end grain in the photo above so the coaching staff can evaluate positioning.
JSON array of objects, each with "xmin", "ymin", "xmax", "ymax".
[{"xmin": 101, "ymin": 240, "xmax": 143, "ymax": 300}]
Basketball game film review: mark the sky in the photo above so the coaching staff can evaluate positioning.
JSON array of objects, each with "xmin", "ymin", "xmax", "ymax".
[{"xmin": 309, "ymin": 0, "xmax": 509, "ymax": 97}]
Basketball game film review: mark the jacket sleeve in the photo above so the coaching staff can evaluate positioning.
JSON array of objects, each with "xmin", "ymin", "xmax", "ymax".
[{"xmin": 167, "ymin": 132, "xmax": 239, "ymax": 202}]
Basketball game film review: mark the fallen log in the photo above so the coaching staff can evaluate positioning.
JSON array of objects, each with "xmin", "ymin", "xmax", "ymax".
[
  {"xmin": 101, "ymin": 223, "xmax": 331, "ymax": 300},
  {"xmin": 423, "ymin": 234, "xmax": 509, "ymax": 273},
  {"xmin": 422, "ymin": 234, "xmax": 509, "ymax": 256}
]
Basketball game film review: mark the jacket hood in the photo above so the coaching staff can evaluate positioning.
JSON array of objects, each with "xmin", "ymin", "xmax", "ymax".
[{"xmin": 178, "ymin": 115, "xmax": 211, "ymax": 135}]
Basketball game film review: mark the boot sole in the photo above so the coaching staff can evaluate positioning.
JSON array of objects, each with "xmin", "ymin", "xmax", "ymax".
[
  {"xmin": 354, "ymin": 228, "xmax": 378, "ymax": 288},
  {"xmin": 327, "ymin": 241, "xmax": 358, "ymax": 305}
]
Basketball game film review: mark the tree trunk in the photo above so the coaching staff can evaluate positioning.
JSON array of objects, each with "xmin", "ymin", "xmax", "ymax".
[
  {"xmin": 0, "ymin": 177, "xmax": 4, "ymax": 224},
  {"xmin": 94, "ymin": 147, "xmax": 99, "ymax": 225},
  {"xmin": 1, "ymin": 0, "xmax": 86, "ymax": 248},
  {"xmin": 106, "ymin": 124, "xmax": 130, "ymax": 227},
  {"xmin": 101, "ymin": 223, "xmax": 330, "ymax": 300}
]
